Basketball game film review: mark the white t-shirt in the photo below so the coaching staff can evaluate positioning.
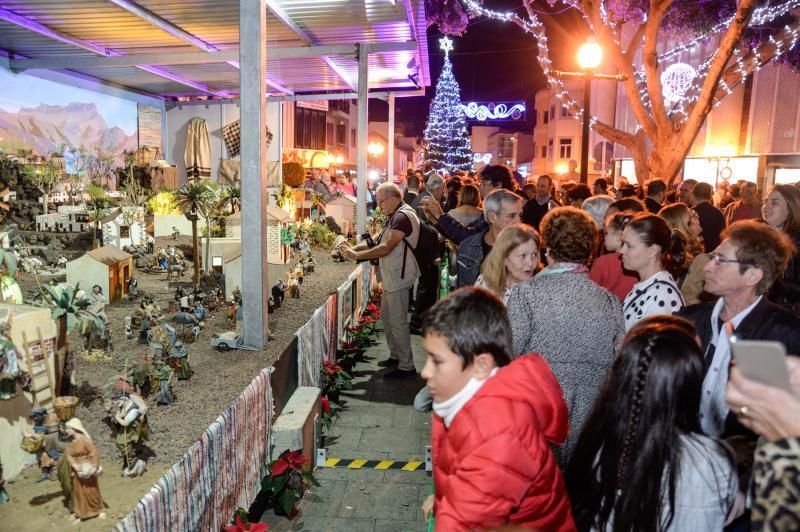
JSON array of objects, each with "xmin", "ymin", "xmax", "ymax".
[{"xmin": 623, "ymin": 270, "xmax": 685, "ymax": 331}]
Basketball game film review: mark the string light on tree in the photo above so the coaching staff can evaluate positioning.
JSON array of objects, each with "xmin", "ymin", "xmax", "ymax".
[
  {"xmin": 463, "ymin": 0, "xmax": 800, "ymax": 127},
  {"xmin": 421, "ymin": 36, "xmax": 472, "ymax": 175},
  {"xmin": 661, "ymin": 63, "xmax": 697, "ymax": 102}
]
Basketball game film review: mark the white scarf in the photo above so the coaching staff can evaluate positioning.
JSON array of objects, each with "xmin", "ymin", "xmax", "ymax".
[{"xmin": 432, "ymin": 368, "xmax": 498, "ymax": 428}]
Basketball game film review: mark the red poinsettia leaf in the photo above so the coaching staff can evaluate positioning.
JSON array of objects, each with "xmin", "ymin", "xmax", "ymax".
[
  {"xmin": 321, "ymin": 396, "xmax": 331, "ymax": 413},
  {"xmin": 271, "ymin": 458, "xmax": 289, "ymax": 476},
  {"xmin": 223, "ymin": 515, "xmax": 247, "ymax": 532},
  {"xmin": 288, "ymin": 452, "xmax": 310, "ymax": 469}
]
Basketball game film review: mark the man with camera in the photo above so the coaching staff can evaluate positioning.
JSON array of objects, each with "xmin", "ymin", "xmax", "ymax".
[{"xmin": 340, "ymin": 183, "xmax": 421, "ymax": 379}]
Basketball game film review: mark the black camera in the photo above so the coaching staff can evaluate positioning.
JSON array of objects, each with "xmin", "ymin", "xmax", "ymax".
[
  {"xmin": 359, "ymin": 233, "xmax": 376, "ymax": 248},
  {"xmin": 357, "ymin": 233, "xmax": 379, "ymax": 265}
]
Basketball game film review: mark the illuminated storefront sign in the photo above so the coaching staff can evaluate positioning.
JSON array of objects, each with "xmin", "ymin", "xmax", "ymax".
[{"xmin": 282, "ymin": 148, "xmax": 331, "ymax": 168}]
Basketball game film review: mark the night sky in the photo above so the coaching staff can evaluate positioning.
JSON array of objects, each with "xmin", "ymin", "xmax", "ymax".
[{"xmin": 369, "ymin": 1, "xmax": 591, "ymax": 138}]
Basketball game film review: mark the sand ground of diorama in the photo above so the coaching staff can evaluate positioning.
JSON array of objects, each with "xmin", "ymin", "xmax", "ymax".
[{"xmin": 0, "ymin": 239, "xmax": 354, "ymax": 530}]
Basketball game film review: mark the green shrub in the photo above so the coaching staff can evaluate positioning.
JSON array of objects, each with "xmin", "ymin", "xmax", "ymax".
[{"xmin": 307, "ymin": 221, "xmax": 336, "ymax": 248}]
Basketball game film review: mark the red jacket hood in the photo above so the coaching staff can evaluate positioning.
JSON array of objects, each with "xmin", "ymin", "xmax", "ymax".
[{"xmin": 473, "ymin": 353, "xmax": 569, "ymax": 445}]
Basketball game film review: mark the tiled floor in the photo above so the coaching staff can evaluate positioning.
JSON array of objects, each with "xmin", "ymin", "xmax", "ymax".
[{"xmin": 262, "ymin": 331, "xmax": 432, "ymax": 531}]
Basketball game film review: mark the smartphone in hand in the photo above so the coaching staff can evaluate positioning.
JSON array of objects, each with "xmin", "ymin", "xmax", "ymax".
[{"xmin": 730, "ymin": 339, "xmax": 792, "ymax": 392}]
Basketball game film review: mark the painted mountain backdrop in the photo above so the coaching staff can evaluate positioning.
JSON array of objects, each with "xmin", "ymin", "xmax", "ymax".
[{"xmin": 0, "ymin": 102, "xmax": 136, "ymax": 164}]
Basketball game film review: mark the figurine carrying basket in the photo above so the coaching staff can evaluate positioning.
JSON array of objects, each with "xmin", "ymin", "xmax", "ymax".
[{"xmin": 53, "ymin": 396, "xmax": 79, "ymax": 421}]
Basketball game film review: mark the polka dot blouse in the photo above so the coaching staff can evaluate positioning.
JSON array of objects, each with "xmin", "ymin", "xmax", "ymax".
[{"xmin": 623, "ymin": 270, "xmax": 686, "ymax": 331}]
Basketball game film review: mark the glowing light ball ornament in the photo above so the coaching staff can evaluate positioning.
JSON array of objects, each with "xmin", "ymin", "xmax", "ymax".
[{"xmin": 661, "ymin": 63, "xmax": 697, "ymax": 103}]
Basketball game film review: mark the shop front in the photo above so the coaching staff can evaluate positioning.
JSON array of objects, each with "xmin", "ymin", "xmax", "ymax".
[{"xmin": 614, "ymin": 155, "xmax": 760, "ymax": 186}]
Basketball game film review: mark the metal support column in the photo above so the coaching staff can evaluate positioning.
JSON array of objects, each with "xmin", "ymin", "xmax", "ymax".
[
  {"xmin": 239, "ymin": 0, "xmax": 269, "ymax": 347},
  {"xmin": 580, "ymin": 74, "xmax": 592, "ymax": 185},
  {"xmin": 356, "ymin": 43, "xmax": 369, "ymax": 235},
  {"xmin": 387, "ymin": 92, "xmax": 395, "ymax": 181}
]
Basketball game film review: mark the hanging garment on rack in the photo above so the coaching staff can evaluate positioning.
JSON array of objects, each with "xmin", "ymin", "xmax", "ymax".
[
  {"xmin": 221, "ymin": 119, "xmax": 273, "ymax": 158},
  {"xmin": 184, "ymin": 117, "xmax": 212, "ymax": 181}
]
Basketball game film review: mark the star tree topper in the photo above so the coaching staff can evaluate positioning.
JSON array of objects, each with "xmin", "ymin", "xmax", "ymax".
[{"xmin": 439, "ymin": 36, "xmax": 453, "ymax": 57}]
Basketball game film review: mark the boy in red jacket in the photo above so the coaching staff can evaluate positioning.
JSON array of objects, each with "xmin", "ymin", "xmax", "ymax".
[{"xmin": 421, "ymin": 287, "xmax": 576, "ymax": 531}]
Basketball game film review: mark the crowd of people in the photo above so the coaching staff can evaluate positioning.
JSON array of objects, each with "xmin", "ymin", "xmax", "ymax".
[{"xmin": 340, "ymin": 164, "xmax": 800, "ymax": 530}]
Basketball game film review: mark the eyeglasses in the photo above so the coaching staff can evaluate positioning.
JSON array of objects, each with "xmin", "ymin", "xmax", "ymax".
[{"xmin": 708, "ymin": 252, "xmax": 754, "ymax": 267}]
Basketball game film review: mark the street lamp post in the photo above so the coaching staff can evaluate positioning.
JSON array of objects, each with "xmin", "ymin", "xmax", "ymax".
[
  {"xmin": 367, "ymin": 141, "xmax": 385, "ymax": 177},
  {"xmin": 553, "ymin": 38, "xmax": 625, "ymax": 185},
  {"xmin": 577, "ymin": 39, "xmax": 602, "ymax": 185}
]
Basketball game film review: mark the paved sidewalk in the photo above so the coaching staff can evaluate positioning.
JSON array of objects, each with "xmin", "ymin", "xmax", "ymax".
[{"xmin": 262, "ymin": 331, "xmax": 432, "ymax": 531}]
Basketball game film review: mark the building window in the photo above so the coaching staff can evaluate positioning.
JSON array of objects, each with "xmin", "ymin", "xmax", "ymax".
[
  {"xmin": 351, "ymin": 128, "xmax": 357, "ymax": 148},
  {"xmin": 559, "ymin": 138, "xmax": 573, "ymax": 159},
  {"xmin": 120, "ymin": 225, "xmax": 130, "ymax": 238},
  {"xmin": 550, "ymin": 105, "xmax": 555, "ymax": 120},
  {"xmin": 330, "ymin": 100, "xmax": 350, "ymax": 113},
  {"xmin": 294, "ymin": 107, "xmax": 326, "ymax": 149},
  {"xmin": 548, "ymin": 139, "xmax": 554, "ymax": 160},
  {"xmin": 541, "ymin": 146, "xmax": 547, "ymax": 159},
  {"xmin": 498, "ymin": 137, "xmax": 515, "ymax": 158},
  {"xmin": 326, "ymin": 123, "xmax": 335, "ymax": 147},
  {"xmin": 543, "ymin": 110, "xmax": 549, "ymax": 124},
  {"xmin": 336, "ymin": 123, "xmax": 347, "ymax": 146},
  {"xmin": 561, "ymin": 106, "xmax": 570, "ymax": 118}
]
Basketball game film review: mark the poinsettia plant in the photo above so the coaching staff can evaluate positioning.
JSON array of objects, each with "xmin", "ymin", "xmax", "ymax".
[
  {"xmin": 261, "ymin": 449, "xmax": 319, "ymax": 517},
  {"xmin": 223, "ymin": 508, "xmax": 268, "ymax": 531},
  {"xmin": 345, "ymin": 323, "xmax": 373, "ymax": 347},
  {"xmin": 321, "ymin": 360, "xmax": 353, "ymax": 393},
  {"xmin": 369, "ymin": 286, "xmax": 382, "ymax": 303},
  {"xmin": 320, "ymin": 396, "xmax": 343, "ymax": 430},
  {"xmin": 364, "ymin": 301, "xmax": 380, "ymax": 318}
]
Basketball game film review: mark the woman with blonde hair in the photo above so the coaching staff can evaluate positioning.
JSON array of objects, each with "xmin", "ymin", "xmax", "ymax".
[
  {"xmin": 659, "ymin": 203, "xmax": 711, "ymax": 304},
  {"xmin": 476, "ymin": 224, "xmax": 541, "ymax": 302},
  {"xmin": 448, "ymin": 184, "xmax": 484, "ymax": 225}
]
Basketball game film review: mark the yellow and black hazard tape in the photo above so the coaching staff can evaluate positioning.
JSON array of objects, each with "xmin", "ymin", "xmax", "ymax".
[{"xmin": 322, "ymin": 458, "xmax": 425, "ymax": 471}]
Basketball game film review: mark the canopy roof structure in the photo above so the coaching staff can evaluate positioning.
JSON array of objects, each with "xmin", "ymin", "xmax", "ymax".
[{"xmin": 0, "ymin": 0, "xmax": 431, "ymax": 100}]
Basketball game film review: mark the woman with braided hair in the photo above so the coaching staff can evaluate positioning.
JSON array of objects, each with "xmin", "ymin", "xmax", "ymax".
[{"xmin": 565, "ymin": 315, "xmax": 738, "ymax": 532}]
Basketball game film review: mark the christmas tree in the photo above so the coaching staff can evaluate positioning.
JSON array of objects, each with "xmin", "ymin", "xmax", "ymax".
[{"xmin": 422, "ymin": 36, "xmax": 472, "ymax": 176}]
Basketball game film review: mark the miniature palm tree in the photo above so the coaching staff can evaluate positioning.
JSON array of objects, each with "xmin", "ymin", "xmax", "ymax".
[
  {"xmin": 35, "ymin": 282, "xmax": 95, "ymax": 351},
  {"xmin": 218, "ymin": 183, "xmax": 241, "ymax": 214},
  {"xmin": 310, "ymin": 192, "xmax": 326, "ymax": 222},
  {"xmin": 176, "ymin": 181, "xmax": 216, "ymax": 286},
  {"xmin": 200, "ymin": 182, "xmax": 221, "ymax": 271}
]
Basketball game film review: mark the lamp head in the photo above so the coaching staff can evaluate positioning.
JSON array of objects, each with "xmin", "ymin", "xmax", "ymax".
[{"xmin": 578, "ymin": 38, "xmax": 603, "ymax": 70}]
